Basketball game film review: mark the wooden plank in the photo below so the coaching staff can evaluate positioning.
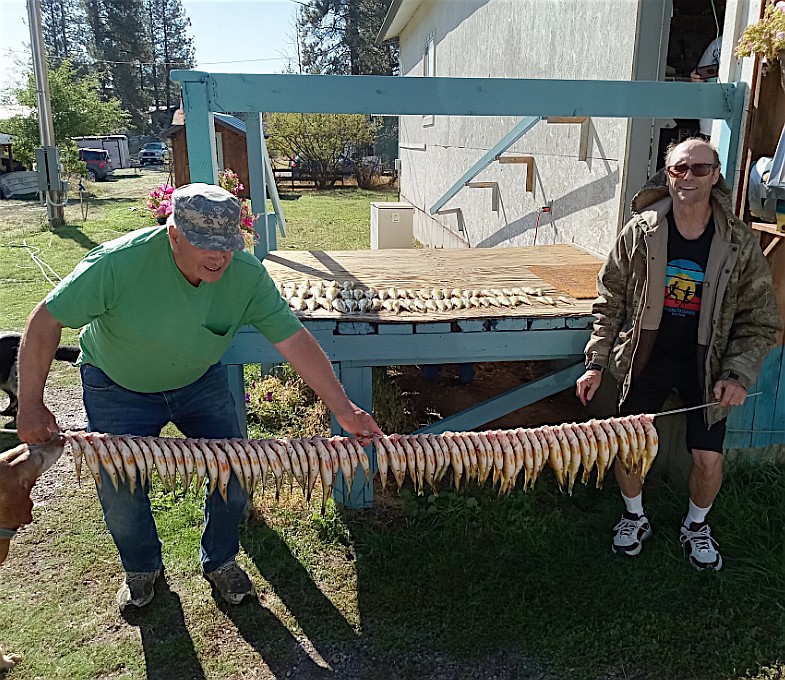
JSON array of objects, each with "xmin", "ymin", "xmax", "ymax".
[
  {"xmin": 377, "ymin": 324, "xmax": 414, "ymax": 335},
  {"xmin": 224, "ymin": 326, "xmax": 591, "ymax": 366},
  {"xmin": 466, "ymin": 182, "xmax": 497, "ymax": 189},
  {"xmin": 171, "ymin": 72, "xmax": 736, "ymax": 121},
  {"xmin": 530, "ymin": 318, "xmax": 567, "ymax": 330},
  {"xmin": 456, "ymin": 320, "xmax": 487, "ymax": 333},
  {"xmin": 749, "ymin": 346, "xmax": 785, "ymax": 447},
  {"xmin": 751, "ymin": 222, "xmax": 782, "ymax": 236},
  {"xmin": 337, "ymin": 322, "xmax": 376, "ymax": 335},
  {"xmin": 416, "ymin": 323, "xmax": 452, "ymax": 334},
  {"xmin": 763, "ymin": 238, "xmax": 781, "ymax": 258},
  {"xmin": 263, "ymin": 245, "xmax": 599, "ymax": 323},
  {"xmin": 546, "ymin": 116, "xmax": 589, "ymax": 124},
  {"xmin": 414, "ymin": 363, "xmax": 585, "ymax": 434}
]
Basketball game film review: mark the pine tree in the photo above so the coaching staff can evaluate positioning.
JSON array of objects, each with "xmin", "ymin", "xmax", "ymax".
[
  {"xmin": 40, "ymin": 0, "xmax": 89, "ymax": 68},
  {"xmin": 145, "ymin": 0, "xmax": 195, "ymax": 118},
  {"xmin": 82, "ymin": 0, "xmax": 152, "ymax": 132},
  {"xmin": 298, "ymin": 0, "xmax": 398, "ymax": 76}
]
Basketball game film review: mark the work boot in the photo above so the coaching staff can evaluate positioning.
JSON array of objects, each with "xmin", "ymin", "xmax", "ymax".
[
  {"xmin": 117, "ymin": 567, "xmax": 162, "ymax": 612},
  {"xmin": 204, "ymin": 559, "xmax": 256, "ymax": 605}
]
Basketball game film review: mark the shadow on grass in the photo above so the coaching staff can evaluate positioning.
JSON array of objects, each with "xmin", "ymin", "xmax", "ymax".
[
  {"xmin": 210, "ymin": 591, "xmax": 333, "ymax": 678},
  {"xmin": 50, "ymin": 224, "xmax": 100, "ymax": 251},
  {"xmin": 240, "ymin": 515, "xmax": 357, "ymax": 663},
  {"xmin": 344, "ymin": 469, "xmax": 785, "ymax": 680},
  {"xmin": 121, "ymin": 573, "xmax": 206, "ymax": 680}
]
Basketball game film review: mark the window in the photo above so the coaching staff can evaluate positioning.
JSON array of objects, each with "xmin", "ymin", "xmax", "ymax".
[{"xmin": 423, "ymin": 31, "xmax": 435, "ymax": 127}]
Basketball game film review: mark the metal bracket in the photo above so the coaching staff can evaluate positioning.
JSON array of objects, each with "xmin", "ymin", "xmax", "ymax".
[{"xmin": 546, "ymin": 116, "xmax": 591, "ymax": 162}]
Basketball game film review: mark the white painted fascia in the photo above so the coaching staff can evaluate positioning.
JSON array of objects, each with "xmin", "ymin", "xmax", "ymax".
[{"xmin": 377, "ymin": 0, "xmax": 425, "ymax": 43}]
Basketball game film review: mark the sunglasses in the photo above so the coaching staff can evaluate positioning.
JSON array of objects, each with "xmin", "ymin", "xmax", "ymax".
[{"xmin": 666, "ymin": 163, "xmax": 717, "ymax": 178}]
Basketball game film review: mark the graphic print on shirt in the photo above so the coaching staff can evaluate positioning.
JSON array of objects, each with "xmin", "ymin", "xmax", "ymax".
[{"xmin": 664, "ymin": 258, "xmax": 704, "ymax": 316}]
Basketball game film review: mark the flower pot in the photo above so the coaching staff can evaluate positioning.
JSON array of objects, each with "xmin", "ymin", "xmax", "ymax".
[{"xmin": 156, "ymin": 216, "xmax": 168, "ymax": 225}]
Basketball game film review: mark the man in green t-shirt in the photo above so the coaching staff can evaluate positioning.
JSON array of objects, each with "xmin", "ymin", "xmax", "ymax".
[{"xmin": 15, "ymin": 183, "xmax": 383, "ymax": 611}]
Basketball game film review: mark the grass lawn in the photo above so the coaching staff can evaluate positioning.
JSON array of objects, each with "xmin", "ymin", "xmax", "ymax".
[{"xmin": 1, "ymin": 174, "xmax": 784, "ymax": 679}]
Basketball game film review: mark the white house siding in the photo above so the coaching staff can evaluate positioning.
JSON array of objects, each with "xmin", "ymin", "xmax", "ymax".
[{"xmin": 395, "ymin": 0, "xmax": 642, "ymax": 256}]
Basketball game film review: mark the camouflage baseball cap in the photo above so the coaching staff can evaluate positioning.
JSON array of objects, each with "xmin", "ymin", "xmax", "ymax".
[{"xmin": 170, "ymin": 183, "xmax": 244, "ymax": 251}]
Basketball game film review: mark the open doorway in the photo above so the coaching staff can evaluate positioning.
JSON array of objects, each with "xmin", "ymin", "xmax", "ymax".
[{"xmin": 656, "ymin": 0, "xmax": 726, "ymax": 168}]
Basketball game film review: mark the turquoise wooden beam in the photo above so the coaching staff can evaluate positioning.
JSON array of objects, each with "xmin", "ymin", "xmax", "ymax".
[
  {"xmin": 414, "ymin": 362, "xmax": 585, "ymax": 434},
  {"xmin": 171, "ymin": 71, "xmax": 737, "ymax": 121},
  {"xmin": 222, "ymin": 324, "xmax": 591, "ymax": 366},
  {"xmin": 245, "ymin": 112, "xmax": 271, "ymax": 258},
  {"xmin": 178, "ymin": 74, "xmax": 217, "ymax": 184},
  {"xmin": 717, "ymin": 82, "xmax": 747, "ymax": 188},
  {"xmin": 429, "ymin": 116, "xmax": 541, "ymax": 214}
]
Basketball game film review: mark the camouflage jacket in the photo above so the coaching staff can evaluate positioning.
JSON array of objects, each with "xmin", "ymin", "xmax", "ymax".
[{"xmin": 584, "ymin": 169, "xmax": 781, "ymax": 426}]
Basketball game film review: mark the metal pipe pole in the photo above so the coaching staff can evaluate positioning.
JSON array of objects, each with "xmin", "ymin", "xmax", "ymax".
[{"xmin": 27, "ymin": 0, "xmax": 64, "ymax": 227}]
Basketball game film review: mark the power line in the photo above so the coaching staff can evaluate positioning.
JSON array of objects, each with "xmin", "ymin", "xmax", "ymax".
[{"xmin": 6, "ymin": 47, "xmax": 287, "ymax": 67}]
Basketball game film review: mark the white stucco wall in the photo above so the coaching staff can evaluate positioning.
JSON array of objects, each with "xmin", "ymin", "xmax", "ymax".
[{"xmin": 395, "ymin": 0, "xmax": 642, "ymax": 256}]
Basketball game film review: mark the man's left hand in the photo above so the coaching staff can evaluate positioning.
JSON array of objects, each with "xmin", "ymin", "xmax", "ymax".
[
  {"xmin": 334, "ymin": 402, "xmax": 384, "ymax": 445},
  {"xmin": 713, "ymin": 379, "xmax": 747, "ymax": 407}
]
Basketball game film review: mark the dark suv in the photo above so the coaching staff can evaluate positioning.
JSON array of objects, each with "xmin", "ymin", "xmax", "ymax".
[{"xmin": 79, "ymin": 148, "xmax": 113, "ymax": 181}]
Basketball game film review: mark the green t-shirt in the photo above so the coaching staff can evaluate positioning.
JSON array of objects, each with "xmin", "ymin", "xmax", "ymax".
[{"xmin": 46, "ymin": 226, "xmax": 303, "ymax": 392}]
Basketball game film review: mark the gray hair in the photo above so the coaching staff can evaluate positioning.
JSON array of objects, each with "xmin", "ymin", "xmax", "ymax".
[{"xmin": 664, "ymin": 137, "xmax": 721, "ymax": 169}]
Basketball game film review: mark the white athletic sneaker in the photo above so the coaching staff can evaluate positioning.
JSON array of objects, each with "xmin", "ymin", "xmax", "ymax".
[
  {"xmin": 612, "ymin": 512, "xmax": 652, "ymax": 556},
  {"xmin": 680, "ymin": 520, "xmax": 723, "ymax": 571}
]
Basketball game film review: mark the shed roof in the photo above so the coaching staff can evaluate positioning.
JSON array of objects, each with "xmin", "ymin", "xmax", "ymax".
[
  {"xmin": 161, "ymin": 112, "xmax": 247, "ymax": 140},
  {"xmin": 377, "ymin": 0, "xmax": 425, "ymax": 43}
]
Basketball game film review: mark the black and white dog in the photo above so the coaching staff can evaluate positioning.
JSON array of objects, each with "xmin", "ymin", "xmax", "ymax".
[{"xmin": 0, "ymin": 332, "xmax": 80, "ymax": 417}]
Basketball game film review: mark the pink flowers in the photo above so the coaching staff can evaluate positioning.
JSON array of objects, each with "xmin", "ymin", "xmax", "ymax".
[
  {"xmin": 146, "ymin": 184, "xmax": 175, "ymax": 222},
  {"xmin": 219, "ymin": 168, "xmax": 259, "ymax": 249}
]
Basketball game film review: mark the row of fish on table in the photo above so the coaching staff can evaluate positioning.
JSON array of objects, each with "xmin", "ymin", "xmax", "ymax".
[
  {"xmin": 64, "ymin": 414, "xmax": 658, "ymax": 513},
  {"xmin": 274, "ymin": 279, "xmax": 575, "ymax": 314}
]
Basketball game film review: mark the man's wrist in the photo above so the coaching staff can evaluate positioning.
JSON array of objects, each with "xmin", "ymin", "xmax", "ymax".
[{"xmin": 585, "ymin": 360, "xmax": 606, "ymax": 373}]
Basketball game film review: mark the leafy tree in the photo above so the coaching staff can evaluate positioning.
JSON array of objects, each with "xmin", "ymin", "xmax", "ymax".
[
  {"xmin": 298, "ymin": 0, "xmax": 398, "ymax": 75},
  {"xmin": 4, "ymin": 59, "xmax": 130, "ymax": 174},
  {"xmin": 266, "ymin": 112, "xmax": 376, "ymax": 189}
]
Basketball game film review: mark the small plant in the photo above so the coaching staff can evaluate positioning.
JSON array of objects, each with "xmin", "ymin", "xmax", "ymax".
[
  {"xmin": 146, "ymin": 183, "xmax": 175, "ymax": 223},
  {"xmin": 218, "ymin": 167, "xmax": 259, "ymax": 249},
  {"xmin": 736, "ymin": 0, "xmax": 785, "ymax": 62}
]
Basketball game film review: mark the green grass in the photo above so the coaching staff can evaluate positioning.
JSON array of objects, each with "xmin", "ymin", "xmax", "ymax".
[
  {"xmin": 276, "ymin": 187, "xmax": 398, "ymax": 250},
  {"xmin": 2, "ymin": 181, "xmax": 785, "ymax": 679}
]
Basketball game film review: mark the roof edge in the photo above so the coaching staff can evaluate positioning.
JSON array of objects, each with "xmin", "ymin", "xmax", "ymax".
[{"xmin": 377, "ymin": 0, "xmax": 423, "ymax": 44}]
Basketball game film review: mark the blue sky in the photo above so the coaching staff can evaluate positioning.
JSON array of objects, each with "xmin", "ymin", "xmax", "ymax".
[{"xmin": 0, "ymin": 0, "xmax": 299, "ymax": 91}]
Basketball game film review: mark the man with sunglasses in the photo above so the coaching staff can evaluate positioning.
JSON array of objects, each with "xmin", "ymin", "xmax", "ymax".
[{"xmin": 576, "ymin": 138, "xmax": 779, "ymax": 571}]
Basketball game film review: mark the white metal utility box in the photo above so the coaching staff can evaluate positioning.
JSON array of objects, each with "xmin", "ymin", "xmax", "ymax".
[{"xmin": 370, "ymin": 202, "xmax": 414, "ymax": 249}]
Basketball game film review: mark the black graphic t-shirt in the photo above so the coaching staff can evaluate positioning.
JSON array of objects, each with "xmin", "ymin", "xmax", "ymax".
[{"xmin": 653, "ymin": 210, "xmax": 714, "ymax": 362}]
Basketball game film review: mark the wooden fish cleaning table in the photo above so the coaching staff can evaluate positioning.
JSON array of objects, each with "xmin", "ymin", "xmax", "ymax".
[{"xmin": 222, "ymin": 244, "xmax": 602, "ymax": 508}]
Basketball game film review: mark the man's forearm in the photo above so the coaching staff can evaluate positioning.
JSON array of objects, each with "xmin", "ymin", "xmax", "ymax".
[
  {"xmin": 18, "ymin": 301, "xmax": 65, "ymax": 410},
  {"xmin": 273, "ymin": 328, "xmax": 354, "ymax": 417}
]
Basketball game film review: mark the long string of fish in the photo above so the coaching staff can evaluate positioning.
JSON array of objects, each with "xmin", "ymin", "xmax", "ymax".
[{"xmin": 63, "ymin": 414, "xmax": 658, "ymax": 512}]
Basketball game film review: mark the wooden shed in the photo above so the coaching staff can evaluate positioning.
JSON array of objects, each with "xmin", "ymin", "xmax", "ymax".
[{"xmin": 162, "ymin": 111, "xmax": 250, "ymax": 198}]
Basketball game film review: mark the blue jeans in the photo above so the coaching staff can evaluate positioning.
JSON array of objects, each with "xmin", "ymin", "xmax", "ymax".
[{"xmin": 81, "ymin": 363, "xmax": 246, "ymax": 574}]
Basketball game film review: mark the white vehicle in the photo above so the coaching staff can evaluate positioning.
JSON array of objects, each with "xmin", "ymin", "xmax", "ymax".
[{"xmin": 74, "ymin": 135, "xmax": 131, "ymax": 169}]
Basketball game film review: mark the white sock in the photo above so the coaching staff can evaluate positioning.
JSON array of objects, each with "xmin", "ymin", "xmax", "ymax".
[
  {"xmin": 622, "ymin": 492, "xmax": 644, "ymax": 517},
  {"xmin": 685, "ymin": 499, "xmax": 711, "ymax": 527}
]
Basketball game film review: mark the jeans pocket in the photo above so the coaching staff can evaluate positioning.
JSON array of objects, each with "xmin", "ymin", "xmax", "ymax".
[{"xmin": 81, "ymin": 364, "xmax": 117, "ymax": 391}]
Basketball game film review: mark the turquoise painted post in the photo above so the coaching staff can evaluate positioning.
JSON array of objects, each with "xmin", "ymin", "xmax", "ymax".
[
  {"xmin": 176, "ymin": 71, "xmax": 218, "ymax": 184},
  {"xmin": 245, "ymin": 112, "xmax": 271, "ymax": 259},
  {"xmin": 717, "ymin": 82, "xmax": 747, "ymax": 186},
  {"xmin": 331, "ymin": 364, "xmax": 374, "ymax": 509},
  {"xmin": 225, "ymin": 364, "xmax": 247, "ymax": 437}
]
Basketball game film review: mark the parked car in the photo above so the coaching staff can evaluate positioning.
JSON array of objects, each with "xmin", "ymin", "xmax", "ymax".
[
  {"xmin": 138, "ymin": 142, "xmax": 168, "ymax": 165},
  {"xmin": 289, "ymin": 154, "xmax": 355, "ymax": 178},
  {"xmin": 79, "ymin": 148, "xmax": 114, "ymax": 181}
]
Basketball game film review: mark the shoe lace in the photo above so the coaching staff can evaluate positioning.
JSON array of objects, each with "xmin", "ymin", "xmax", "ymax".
[
  {"xmin": 614, "ymin": 516, "xmax": 642, "ymax": 538},
  {"xmin": 681, "ymin": 524, "xmax": 714, "ymax": 553}
]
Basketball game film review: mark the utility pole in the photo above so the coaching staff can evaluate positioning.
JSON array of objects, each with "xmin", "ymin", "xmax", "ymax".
[{"xmin": 27, "ymin": 0, "xmax": 65, "ymax": 227}]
